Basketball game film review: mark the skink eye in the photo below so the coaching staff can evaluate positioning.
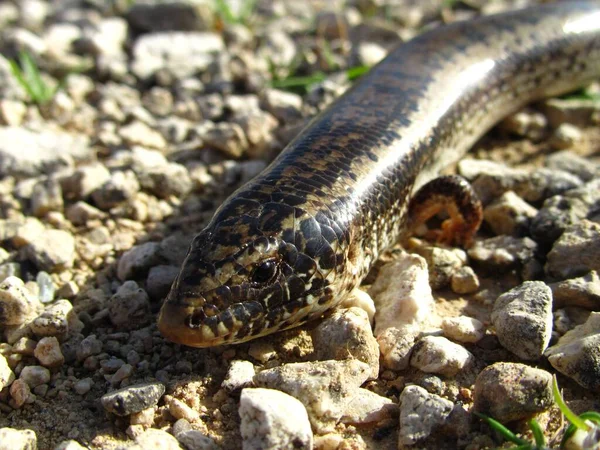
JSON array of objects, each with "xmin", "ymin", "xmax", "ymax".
[{"xmin": 252, "ymin": 259, "xmax": 278, "ymax": 284}]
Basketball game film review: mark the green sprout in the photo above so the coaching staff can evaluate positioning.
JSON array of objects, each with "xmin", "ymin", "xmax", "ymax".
[
  {"xmin": 270, "ymin": 65, "xmax": 371, "ymax": 94},
  {"xmin": 474, "ymin": 412, "xmax": 548, "ymax": 450},
  {"xmin": 474, "ymin": 376, "xmax": 600, "ymax": 450},
  {"xmin": 553, "ymin": 376, "xmax": 600, "ymax": 450},
  {"xmin": 8, "ymin": 51, "xmax": 59, "ymax": 105},
  {"xmin": 213, "ymin": 0, "xmax": 257, "ymax": 25}
]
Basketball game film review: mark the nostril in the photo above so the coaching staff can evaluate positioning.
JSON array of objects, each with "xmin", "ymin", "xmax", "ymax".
[{"xmin": 187, "ymin": 310, "xmax": 206, "ymax": 328}]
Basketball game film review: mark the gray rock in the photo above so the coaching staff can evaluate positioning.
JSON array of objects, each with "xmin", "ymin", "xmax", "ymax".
[
  {"xmin": 254, "ymin": 359, "xmax": 370, "ymax": 433},
  {"xmin": 550, "ymin": 270, "xmax": 600, "ymax": 309},
  {"xmin": 412, "ymin": 245, "xmax": 465, "ymax": 290},
  {"xmin": 202, "ymin": 122, "xmax": 249, "ymax": 159},
  {"xmin": 531, "ymin": 179, "xmax": 600, "ymax": 245},
  {"xmin": 127, "ymin": 1, "xmax": 210, "ymax": 32},
  {"xmin": 341, "ymin": 388, "xmax": 397, "ymax": 425},
  {"xmin": 546, "ymin": 220, "xmax": 600, "ymax": 280},
  {"xmin": 410, "ymin": 336, "xmax": 473, "ymax": 376},
  {"xmin": 473, "ymin": 362, "xmax": 553, "ymax": 422},
  {"xmin": 117, "ymin": 242, "xmax": 163, "ymax": 281},
  {"xmin": 176, "ymin": 430, "xmax": 219, "ymax": 450},
  {"xmin": 491, "ymin": 281, "xmax": 553, "ymax": 360},
  {"xmin": 542, "ymin": 97, "xmax": 600, "ymax": 127},
  {"xmin": 61, "ymin": 163, "xmax": 111, "ymax": 200},
  {"xmin": 30, "ymin": 299, "xmax": 77, "ymax": 339},
  {"xmin": 0, "ymin": 427, "xmax": 37, "ymax": 450},
  {"xmin": 483, "ymin": 191, "xmax": 537, "ymax": 236},
  {"xmin": 108, "ymin": 281, "xmax": 151, "ymax": 330},
  {"xmin": 135, "ymin": 429, "xmax": 181, "ymax": 449},
  {"xmin": 131, "ymin": 31, "xmax": 224, "ymax": 80},
  {"xmin": 100, "ymin": 382, "xmax": 165, "ymax": 416},
  {"xmin": 36, "ymin": 271, "xmax": 55, "ymax": 304},
  {"xmin": 20, "ymin": 365, "xmax": 50, "ymax": 387},
  {"xmin": 545, "ymin": 150, "xmax": 599, "ymax": 182},
  {"xmin": 377, "ymin": 328, "xmax": 419, "ymax": 371},
  {"xmin": 239, "ymin": 388, "xmax": 313, "ymax": 450},
  {"xmin": 546, "ymin": 312, "xmax": 600, "ymax": 392},
  {"xmin": 468, "ymin": 235, "xmax": 537, "ymax": 271},
  {"xmin": 398, "ymin": 385, "xmax": 453, "ymax": 446},
  {"xmin": 0, "ymin": 276, "xmax": 43, "ymax": 326},
  {"xmin": 0, "ymin": 127, "xmax": 91, "ymax": 177},
  {"xmin": 53, "ymin": 440, "xmax": 88, "ymax": 450},
  {"xmin": 222, "ymin": 360, "xmax": 255, "ymax": 393},
  {"xmin": 145, "ymin": 265, "xmax": 179, "ymax": 301},
  {"xmin": 119, "ymin": 121, "xmax": 167, "ymax": 149},
  {"xmin": 499, "ymin": 110, "xmax": 547, "ymax": 140},
  {"xmin": 23, "ymin": 229, "xmax": 76, "ymax": 272},
  {"xmin": 0, "ymin": 354, "xmax": 15, "ymax": 391},
  {"xmin": 459, "ymin": 159, "xmax": 582, "ymax": 205},
  {"xmin": 234, "ymin": 111, "xmax": 278, "ymax": 159},
  {"xmin": 91, "ymin": 170, "xmax": 140, "ymax": 210},
  {"xmin": 34, "ymin": 336, "xmax": 64, "ymax": 368},
  {"xmin": 549, "ymin": 123, "xmax": 583, "ymax": 150},
  {"xmin": 76, "ymin": 334, "xmax": 103, "ymax": 361},
  {"xmin": 450, "ymin": 266, "xmax": 480, "ymax": 294},
  {"xmin": 65, "ymin": 201, "xmax": 107, "ymax": 226},
  {"xmin": 260, "ymin": 89, "xmax": 303, "ymax": 124},
  {"xmin": 311, "ymin": 307, "xmax": 379, "ymax": 380},
  {"xmin": 137, "ymin": 162, "xmax": 192, "ymax": 199}
]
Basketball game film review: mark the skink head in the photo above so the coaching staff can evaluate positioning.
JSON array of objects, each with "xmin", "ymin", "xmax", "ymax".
[{"xmin": 158, "ymin": 199, "xmax": 340, "ymax": 347}]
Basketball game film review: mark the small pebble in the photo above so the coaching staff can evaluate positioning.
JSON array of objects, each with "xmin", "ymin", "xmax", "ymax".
[
  {"xmin": 53, "ymin": 440, "xmax": 88, "ymax": 450},
  {"xmin": 410, "ymin": 336, "xmax": 473, "ymax": 377},
  {"xmin": 0, "ymin": 276, "xmax": 43, "ymax": 326},
  {"xmin": 130, "ymin": 407, "xmax": 155, "ymax": 427},
  {"xmin": 311, "ymin": 307, "xmax": 379, "ymax": 380},
  {"xmin": 377, "ymin": 328, "xmax": 419, "ymax": 371},
  {"xmin": 167, "ymin": 396, "xmax": 200, "ymax": 422},
  {"xmin": 546, "ymin": 220, "xmax": 600, "ymax": 280},
  {"xmin": 0, "ymin": 354, "xmax": 15, "ymax": 390},
  {"xmin": 101, "ymin": 382, "xmax": 165, "ymax": 416},
  {"xmin": 369, "ymin": 252, "xmax": 434, "ymax": 336},
  {"xmin": 549, "ymin": 123, "xmax": 582, "ymax": 150},
  {"xmin": 0, "ymin": 427, "xmax": 37, "ymax": 450},
  {"xmin": 176, "ymin": 430, "xmax": 220, "ymax": 450},
  {"xmin": 34, "ymin": 336, "xmax": 64, "ymax": 368},
  {"xmin": 450, "ymin": 266, "xmax": 480, "ymax": 295},
  {"xmin": 107, "ymin": 281, "xmax": 151, "ymax": 330},
  {"xmin": 10, "ymin": 378, "xmax": 31, "ymax": 408},
  {"xmin": 239, "ymin": 388, "xmax": 313, "ymax": 450},
  {"xmin": 473, "ymin": 362, "xmax": 553, "ymax": 422},
  {"xmin": 491, "ymin": 281, "xmax": 553, "ymax": 360},
  {"xmin": 30, "ymin": 299, "xmax": 75, "ymax": 339},
  {"xmin": 20, "ymin": 365, "xmax": 50, "ymax": 387},
  {"xmin": 550, "ymin": 270, "xmax": 600, "ymax": 309},
  {"xmin": 341, "ymin": 388, "xmax": 397, "ymax": 425},
  {"xmin": 74, "ymin": 378, "xmax": 93, "ymax": 395},
  {"xmin": 117, "ymin": 242, "xmax": 162, "ymax": 281},
  {"xmin": 468, "ymin": 235, "xmax": 537, "ymax": 271},
  {"xmin": 483, "ymin": 191, "xmax": 537, "ymax": 236},
  {"xmin": 254, "ymin": 359, "xmax": 370, "ymax": 433},
  {"xmin": 412, "ymin": 245, "xmax": 465, "ymax": 290},
  {"xmin": 23, "ymin": 229, "xmax": 76, "ymax": 272},
  {"xmin": 441, "ymin": 317, "xmax": 485, "ymax": 343},
  {"xmin": 398, "ymin": 385, "xmax": 453, "ymax": 446},
  {"xmin": 135, "ymin": 428, "xmax": 182, "ymax": 450},
  {"xmin": 222, "ymin": 360, "xmax": 255, "ymax": 392},
  {"xmin": 545, "ymin": 312, "xmax": 600, "ymax": 392}
]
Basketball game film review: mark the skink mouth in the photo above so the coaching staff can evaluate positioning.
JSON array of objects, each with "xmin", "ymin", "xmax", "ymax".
[{"xmin": 157, "ymin": 300, "xmax": 228, "ymax": 348}]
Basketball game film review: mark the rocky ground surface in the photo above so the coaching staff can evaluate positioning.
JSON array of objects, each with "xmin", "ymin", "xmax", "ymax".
[{"xmin": 0, "ymin": 0, "xmax": 599, "ymax": 449}]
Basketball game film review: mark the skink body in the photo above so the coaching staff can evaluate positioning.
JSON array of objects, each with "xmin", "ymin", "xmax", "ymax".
[{"xmin": 159, "ymin": 2, "xmax": 600, "ymax": 347}]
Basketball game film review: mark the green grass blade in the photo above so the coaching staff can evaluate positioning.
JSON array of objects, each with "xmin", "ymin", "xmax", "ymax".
[
  {"xmin": 346, "ymin": 65, "xmax": 370, "ymax": 80},
  {"xmin": 8, "ymin": 58, "xmax": 36, "ymax": 100},
  {"xmin": 528, "ymin": 419, "xmax": 546, "ymax": 448},
  {"xmin": 20, "ymin": 52, "xmax": 46, "ymax": 100},
  {"xmin": 214, "ymin": 0, "xmax": 236, "ymax": 24},
  {"xmin": 553, "ymin": 376, "xmax": 590, "ymax": 432},
  {"xmin": 474, "ymin": 412, "xmax": 529, "ymax": 445}
]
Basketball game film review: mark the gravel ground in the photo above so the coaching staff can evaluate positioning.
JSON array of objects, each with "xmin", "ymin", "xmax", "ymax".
[{"xmin": 0, "ymin": 1, "xmax": 599, "ymax": 449}]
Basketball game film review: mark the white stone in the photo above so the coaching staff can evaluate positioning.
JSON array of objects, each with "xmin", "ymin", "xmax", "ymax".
[
  {"xmin": 222, "ymin": 360, "xmax": 255, "ymax": 392},
  {"xmin": 0, "ymin": 427, "xmax": 37, "ymax": 450},
  {"xmin": 0, "ymin": 354, "xmax": 15, "ymax": 390},
  {"xmin": 441, "ymin": 316, "xmax": 485, "ymax": 343},
  {"xmin": 239, "ymin": 388, "xmax": 312, "ymax": 450},
  {"xmin": 369, "ymin": 252, "xmax": 434, "ymax": 336},
  {"xmin": 398, "ymin": 385, "xmax": 453, "ymax": 446},
  {"xmin": 410, "ymin": 336, "xmax": 473, "ymax": 376}
]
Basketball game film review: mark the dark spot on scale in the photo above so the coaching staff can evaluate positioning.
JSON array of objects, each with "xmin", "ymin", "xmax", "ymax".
[{"xmin": 318, "ymin": 246, "xmax": 337, "ymax": 270}]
